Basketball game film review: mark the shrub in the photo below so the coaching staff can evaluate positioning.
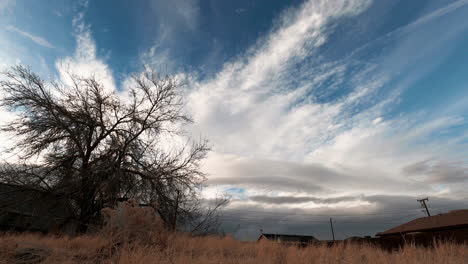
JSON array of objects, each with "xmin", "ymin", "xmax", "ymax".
[{"xmin": 100, "ymin": 200, "xmax": 168, "ymax": 247}]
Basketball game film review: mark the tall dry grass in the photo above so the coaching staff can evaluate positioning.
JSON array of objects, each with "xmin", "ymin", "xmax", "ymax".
[
  {"xmin": 0, "ymin": 232, "xmax": 466, "ymax": 264},
  {"xmin": 0, "ymin": 201, "xmax": 466, "ymax": 263}
]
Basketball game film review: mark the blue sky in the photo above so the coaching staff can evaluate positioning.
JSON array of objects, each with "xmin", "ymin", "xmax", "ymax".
[{"xmin": 1, "ymin": 0, "xmax": 468, "ymax": 240}]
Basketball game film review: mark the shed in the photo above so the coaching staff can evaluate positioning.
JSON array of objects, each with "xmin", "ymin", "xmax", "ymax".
[
  {"xmin": 375, "ymin": 209, "xmax": 468, "ymax": 246},
  {"xmin": 0, "ymin": 183, "xmax": 78, "ymax": 233},
  {"xmin": 258, "ymin": 233, "xmax": 319, "ymax": 246},
  {"xmin": 376, "ymin": 209, "xmax": 468, "ymax": 237}
]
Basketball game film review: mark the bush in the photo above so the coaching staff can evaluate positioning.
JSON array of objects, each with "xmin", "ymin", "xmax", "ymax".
[{"xmin": 100, "ymin": 200, "xmax": 168, "ymax": 247}]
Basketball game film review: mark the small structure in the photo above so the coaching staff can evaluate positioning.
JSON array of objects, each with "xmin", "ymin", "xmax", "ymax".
[
  {"xmin": 0, "ymin": 183, "xmax": 78, "ymax": 233},
  {"xmin": 344, "ymin": 236, "xmax": 367, "ymax": 242},
  {"xmin": 376, "ymin": 209, "xmax": 468, "ymax": 246},
  {"xmin": 258, "ymin": 233, "xmax": 319, "ymax": 246}
]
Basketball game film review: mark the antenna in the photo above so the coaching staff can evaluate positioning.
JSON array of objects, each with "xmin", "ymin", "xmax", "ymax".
[{"xmin": 417, "ymin": 197, "xmax": 431, "ymax": 217}]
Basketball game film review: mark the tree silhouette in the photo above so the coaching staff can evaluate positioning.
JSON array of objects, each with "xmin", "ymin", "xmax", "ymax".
[{"xmin": 0, "ymin": 65, "xmax": 211, "ymax": 232}]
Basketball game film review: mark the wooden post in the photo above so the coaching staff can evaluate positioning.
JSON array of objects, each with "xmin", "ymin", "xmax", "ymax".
[
  {"xmin": 417, "ymin": 197, "xmax": 431, "ymax": 217},
  {"xmin": 330, "ymin": 218, "xmax": 335, "ymax": 241}
]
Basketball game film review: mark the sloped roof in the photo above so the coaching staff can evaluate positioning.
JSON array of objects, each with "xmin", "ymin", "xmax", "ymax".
[
  {"xmin": 258, "ymin": 233, "xmax": 318, "ymax": 243},
  {"xmin": 0, "ymin": 183, "xmax": 75, "ymax": 232},
  {"xmin": 376, "ymin": 209, "xmax": 468, "ymax": 236}
]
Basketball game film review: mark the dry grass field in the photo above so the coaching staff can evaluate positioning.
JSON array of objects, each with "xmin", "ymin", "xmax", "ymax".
[
  {"xmin": 0, "ymin": 201, "xmax": 466, "ymax": 264},
  {"xmin": 0, "ymin": 232, "xmax": 467, "ymax": 264}
]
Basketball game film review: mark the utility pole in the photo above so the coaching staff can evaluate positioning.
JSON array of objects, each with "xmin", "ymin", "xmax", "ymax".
[
  {"xmin": 329, "ymin": 218, "xmax": 335, "ymax": 241},
  {"xmin": 417, "ymin": 197, "xmax": 431, "ymax": 217}
]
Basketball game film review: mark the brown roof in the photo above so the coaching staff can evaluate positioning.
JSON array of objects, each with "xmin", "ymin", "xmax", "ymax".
[
  {"xmin": 0, "ymin": 183, "xmax": 76, "ymax": 232},
  {"xmin": 376, "ymin": 209, "xmax": 468, "ymax": 236},
  {"xmin": 258, "ymin": 233, "xmax": 318, "ymax": 243}
]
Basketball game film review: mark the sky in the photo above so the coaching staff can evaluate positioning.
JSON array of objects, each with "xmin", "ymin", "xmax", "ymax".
[{"xmin": 0, "ymin": 0, "xmax": 468, "ymax": 240}]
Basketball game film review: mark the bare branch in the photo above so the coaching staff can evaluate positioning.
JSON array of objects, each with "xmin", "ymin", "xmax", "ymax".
[{"xmin": 0, "ymin": 65, "xmax": 214, "ymax": 232}]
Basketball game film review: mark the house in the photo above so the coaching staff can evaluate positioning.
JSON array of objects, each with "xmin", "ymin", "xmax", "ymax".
[
  {"xmin": 258, "ymin": 233, "xmax": 319, "ymax": 246},
  {"xmin": 0, "ymin": 183, "xmax": 78, "ymax": 234},
  {"xmin": 376, "ymin": 209, "xmax": 468, "ymax": 246}
]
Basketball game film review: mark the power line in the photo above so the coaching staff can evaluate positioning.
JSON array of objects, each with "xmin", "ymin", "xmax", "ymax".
[
  {"xmin": 334, "ymin": 225, "xmax": 349, "ymax": 239},
  {"xmin": 217, "ymin": 205, "xmax": 466, "ymax": 234}
]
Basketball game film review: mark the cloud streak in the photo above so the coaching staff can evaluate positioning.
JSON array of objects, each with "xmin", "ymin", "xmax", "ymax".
[
  {"xmin": 55, "ymin": 12, "xmax": 116, "ymax": 93},
  {"xmin": 0, "ymin": 0, "xmax": 14, "ymax": 14},
  {"xmin": 187, "ymin": 0, "xmax": 376, "ymax": 159},
  {"xmin": 1, "ymin": 0, "xmax": 467, "ymax": 240},
  {"xmin": 5, "ymin": 25, "xmax": 54, "ymax": 48},
  {"xmin": 223, "ymin": 194, "xmax": 468, "ymax": 240},
  {"xmin": 180, "ymin": 0, "xmax": 468, "ymax": 236}
]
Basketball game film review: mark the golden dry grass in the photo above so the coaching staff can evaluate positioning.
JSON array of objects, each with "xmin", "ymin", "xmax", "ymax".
[
  {"xmin": 0, "ymin": 202, "xmax": 466, "ymax": 263},
  {"xmin": 0, "ymin": 232, "xmax": 466, "ymax": 264}
]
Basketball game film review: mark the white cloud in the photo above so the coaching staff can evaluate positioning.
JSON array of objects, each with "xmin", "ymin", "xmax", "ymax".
[
  {"xmin": 173, "ymin": 0, "xmax": 200, "ymax": 31},
  {"xmin": 55, "ymin": 14, "xmax": 116, "ymax": 93},
  {"xmin": 0, "ymin": 109, "xmax": 20, "ymax": 162},
  {"xmin": 187, "ymin": 0, "xmax": 374, "ymax": 159},
  {"xmin": 179, "ymin": 0, "xmax": 468, "ymax": 215},
  {"xmin": 53, "ymin": 10, "xmax": 63, "ymax": 17},
  {"xmin": 0, "ymin": 0, "xmax": 466, "ymax": 235},
  {"xmin": 372, "ymin": 117, "xmax": 382, "ymax": 125},
  {"xmin": 348, "ymin": 0, "xmax": 468, "ymax": 60},
  {"xmin": 0, "ymin": 0, "xmax": 14, "ymax": 14},
  {"xmin": 404, "ymin": 0, "xmax": 468, "ymax": 30},
  {"xmin": 5, "ymin": 25, "xmax": 54, "ymax": 49}
]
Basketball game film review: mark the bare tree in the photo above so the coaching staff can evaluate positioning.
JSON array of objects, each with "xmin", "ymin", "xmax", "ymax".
[
  {"xmin": 190, "ymin": 196, "xmax": 230, "ymax": 236},
  {"xmin": 0, "ymin": 65, "xmax": 211, "ymax": 232}
]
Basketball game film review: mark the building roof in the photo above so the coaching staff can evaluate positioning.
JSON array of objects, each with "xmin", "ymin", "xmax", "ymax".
[
  {"xmin": 258, "ymin": 233, "xmax": 318, "ymax": 243},
  {"xmin": 376, "ymin": 209, "xmax": 468, "ymax": 236},
  {"xmin": 0, "ymin": 183, "xmax": 76, "ymax": 232}
]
